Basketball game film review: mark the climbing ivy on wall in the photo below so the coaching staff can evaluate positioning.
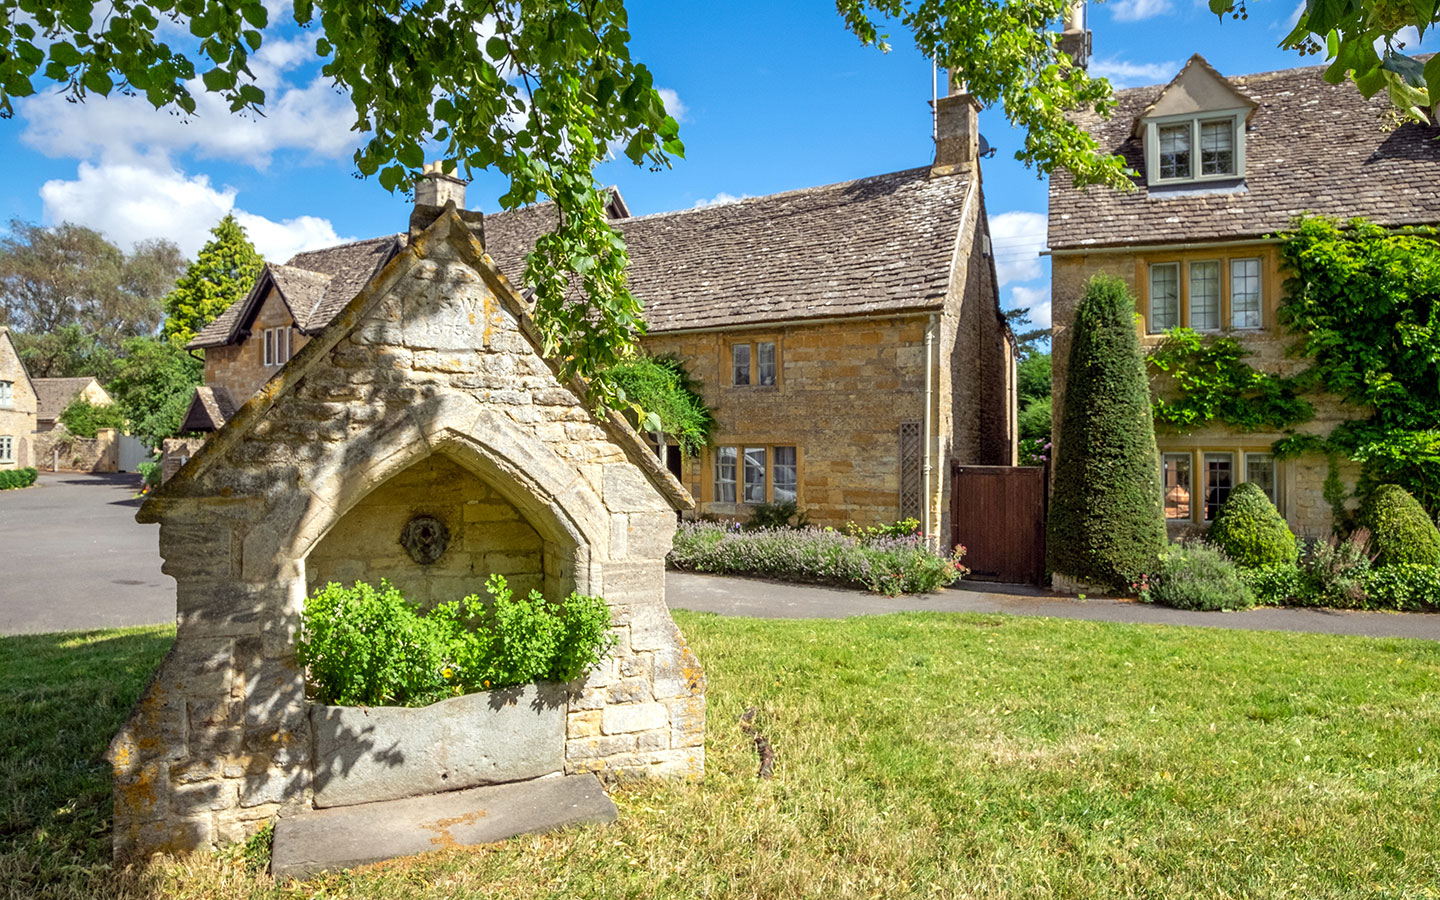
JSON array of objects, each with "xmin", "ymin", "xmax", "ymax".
[{"xmin": 1146, "ymin": 329, "xmax": 1314, "ymax": 432}]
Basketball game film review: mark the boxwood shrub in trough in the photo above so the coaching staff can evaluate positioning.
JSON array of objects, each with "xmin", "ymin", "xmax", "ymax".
[{"xmin": 296, "ymin": 575, "xmax": 614, "ymax": 708}]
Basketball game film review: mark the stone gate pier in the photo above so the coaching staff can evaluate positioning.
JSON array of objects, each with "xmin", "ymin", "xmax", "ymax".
[{"xmin": 110, "ymin": 205, "xmax": 705, "ymax": 859}]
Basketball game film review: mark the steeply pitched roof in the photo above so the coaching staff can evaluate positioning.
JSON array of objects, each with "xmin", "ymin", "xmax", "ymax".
[
  {"xmin": 1049, "ymin": 59, "xmax": 1440, "ymax": 251},
  {"xmin": 34, "ymin": 377, "xmax": 101, "ymax": 423},
  {"xmin": 195, "ymin": 166, "xmax": 976, "ymax": 346},
  {"xmin": 180, "ymin": 385, "xmax": 238, "ymax": 432},
  {"xmin": 188, "ymin": 236, "xmax": 402, "ymax": 348}
]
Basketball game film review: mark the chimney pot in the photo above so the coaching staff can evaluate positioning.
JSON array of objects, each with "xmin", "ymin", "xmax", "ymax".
[
  {"xmin": 932, "ymin": 92, "xmax": 982, "ymax": 176},
  {"xmin": 415, "ymin": 161, "xmax": 468, "ymax": 209},
  {"xmin": 1060, "ymin": 3, "xmax": 1092, "ymax": 71}
]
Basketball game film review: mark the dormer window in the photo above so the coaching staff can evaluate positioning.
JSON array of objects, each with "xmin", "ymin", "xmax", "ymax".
[{"xmin": 1145, "ymin": 112, "xmax": 1245, "ymax": 186}]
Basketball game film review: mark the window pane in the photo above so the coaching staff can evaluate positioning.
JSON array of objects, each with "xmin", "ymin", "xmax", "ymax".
[
  {"xmin": 714, "ymin": 447, "xmax": 737, "ymax": 503},
  {"xmin": 1246, "ymin": 452, "xmax": 1276, "ymax": 505},
  {"xmin": 0, "ymin": 435, "xmax": 12, "ymax": 463},
  {"xmin": 1189, "ymin": 261, "xmax": 1220, "ymax": 331},
  {"xmin": 0, "ymin": 381, "xmax": 11, "ymax": 407},
  {"xmin": 743, "ymin": 447, "xmax": 767, "ymax": 503},
  {"xmin": 732, "ymin": 344, "xmax": 750, "ymax": 385},
  {"xmin": 1149, "ymin": 264, "xmax": 1180, "ymax": 332},
  {"xmin": 773, "ymin": 446, "xmax": 797, "ymax": 502},
  {"xmin": 263, "ymin": 330, "xmax": 274, "ymax": 366},
  {"xmin": 1231, "ymin": 259, "xmax": 1262, "ymax": 328},
  {"xmin": 1204, "ymin": 453, "xmax": 1234, "ymax": 521},
  {"xmin": 1158, "ymin": 124, "xmax": 1191, "ymax": 179},
  {"xmin": 757, "ymin": 342, "xmax": 776, "ymax": 386},
  {"xmin": 1163, "ymin": 453, "xmax": 1192, "ymax": 520},
  {"xmin": 1200, "ymin": 119, "xmax": 1234, "ymax": 176}
]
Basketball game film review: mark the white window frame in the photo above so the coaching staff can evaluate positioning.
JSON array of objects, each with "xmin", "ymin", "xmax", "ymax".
[
  {"xmin": 1162, "ymin": 452, "xmax": 1193, "ymax": 522},
  {"xmin": 0, "ymin": 435, "xmax": 12, "ymax": 464},
  {"xmin": 263, "ymin": 329, "xmax": 275, "ymax": 367},
  {"xmin": 1144, "ymin": 109, "xmax": 1247, "ymax": 187},
  {"xmin": 1188, "ymin": 260, "xmax": 1222, "ymax": 332},
  {"xmin": 714, "ymin": 447, "xmax": 737, "ymax": 503},
  {"xmin": 0, "ymin": 380, "xmax": 12, "ymax": 409},
  {"xmin": 1148, "ymin": 262, "xmax": 1181, "ymax": 334},
  {"xmin": 1230, "ymin": 258, "xmax": 1263, "ymax": 330}
]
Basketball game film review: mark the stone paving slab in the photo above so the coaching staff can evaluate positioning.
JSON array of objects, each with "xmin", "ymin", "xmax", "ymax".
[{"xmin": 271, "ymin": 774, "xmax": 617, "ymax": 879}]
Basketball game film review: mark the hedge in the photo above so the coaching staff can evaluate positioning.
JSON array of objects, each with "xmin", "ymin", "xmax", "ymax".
[
  {"xmin": 1206, "ymin": 481, "xmax": 1298, "ymax": 568},
  {"xmin": 1047, "ymin": 275, "xmax": 1167, "ymax": 591},
  {"xmin": 1360, "ymin": 484, "xmax": 1440, "ymax": 566},
  {"xmin": 0, "ymin": 467, "xmax": 37, "ymax": 490}
]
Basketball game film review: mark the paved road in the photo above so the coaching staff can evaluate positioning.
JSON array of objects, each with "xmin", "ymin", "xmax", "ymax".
[
  {"xmin": 667, "ymin": 571, "xmax": 1440, "ymax": 641},
  {"xmin": 3, "ymin": 474, "xmax": 1439, "ymax": 642},
  {"xmin": 0, "ymin": 472, "xmax": 172, "ymax": 634}
]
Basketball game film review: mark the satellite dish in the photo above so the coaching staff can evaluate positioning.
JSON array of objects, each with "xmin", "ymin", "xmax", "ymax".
[{"xmin": 978, "ymin": 134, "xmax": 996, "ymax": 159}]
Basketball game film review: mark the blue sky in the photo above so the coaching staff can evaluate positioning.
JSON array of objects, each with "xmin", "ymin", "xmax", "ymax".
[{"xmin": 2, "ymin": 1, "xmax": 1431, "ymax": 331}]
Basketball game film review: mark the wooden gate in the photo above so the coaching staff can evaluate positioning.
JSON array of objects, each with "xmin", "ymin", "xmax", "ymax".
[{"xmin": 949, "ymin": 463, "xmax": 1047, "ymax": 585}]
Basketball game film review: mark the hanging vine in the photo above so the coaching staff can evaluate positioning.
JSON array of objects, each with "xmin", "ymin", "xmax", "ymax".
[{"xmin": 1145, "ymin": 328, "xmax": 1313, "ymax": 432}]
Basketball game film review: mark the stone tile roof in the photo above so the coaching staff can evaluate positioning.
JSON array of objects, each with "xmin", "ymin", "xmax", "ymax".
[
  {"xmin": 188, "ymin": 236, "xmax": 402, "ymax": 348},
  {"xmin": 33, "ymin": 377, "xmax": 99, "ymax": 423},
  {"xmin": 1048, "ymin": 59, "xmax": 1440, "ymax": 250},
  {"xmin": 194, "ymin": 166, "xmax": 974, "ymax": 346},
  {"xmin": 180, "ymin": 385, "xmax": 238, "ymax": 432}
]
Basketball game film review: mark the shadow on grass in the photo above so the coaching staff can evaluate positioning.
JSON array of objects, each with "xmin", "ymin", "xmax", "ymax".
[{"xmin": 0, "ymin": 626, "xmax": 174, "ymax": 900}]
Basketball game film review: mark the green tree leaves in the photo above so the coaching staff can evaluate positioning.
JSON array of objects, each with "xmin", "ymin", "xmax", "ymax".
[{"xmin": 161, "ymin": 213, "xmax": 264, "ymax": 347}]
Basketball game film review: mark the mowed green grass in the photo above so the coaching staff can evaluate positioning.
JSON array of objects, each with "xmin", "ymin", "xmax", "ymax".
[{"xmin": 3, "ymin": 611, "xmax": 1439, "ymax": 899}]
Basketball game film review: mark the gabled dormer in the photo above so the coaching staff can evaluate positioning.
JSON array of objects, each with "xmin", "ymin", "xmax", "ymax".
[{"xmin": 1133, "ymin": 55, "xmax": 1257, "ymax": 188}]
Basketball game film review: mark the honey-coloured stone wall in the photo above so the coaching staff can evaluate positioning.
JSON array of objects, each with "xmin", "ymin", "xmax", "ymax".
[{"xmin": 203, "ymin": 286, "xmax": 312, "ymax": 404}]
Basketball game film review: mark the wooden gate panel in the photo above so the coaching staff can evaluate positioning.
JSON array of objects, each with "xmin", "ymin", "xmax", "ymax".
[{"xmin": 949, "ymin": 463, "xmax": 1046, "ymax": 585}]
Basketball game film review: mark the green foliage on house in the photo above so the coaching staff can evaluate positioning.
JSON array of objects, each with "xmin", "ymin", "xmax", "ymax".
[
  {"xmin": 1207, "ymin": 481, "xmax": 1298, "ymax": 568},
  {"xmin": 605, "ymin": 354, "xmax": 713, "ymax": 457},
  {"xmin": 1359, "ymin": 484, "xmax": 1440, "ymax": 566},
  {"xmin": 1047, "ymin": 275, "xmax": 1167, "ymax": 591}
]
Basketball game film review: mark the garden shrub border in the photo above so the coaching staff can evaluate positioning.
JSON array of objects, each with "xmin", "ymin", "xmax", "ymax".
[{"xmin": 0, "ymin": 467, "xmax": 38, "ymax": 490}]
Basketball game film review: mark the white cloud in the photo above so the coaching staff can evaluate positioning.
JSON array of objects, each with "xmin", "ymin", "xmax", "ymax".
[
  {"xmin": 40, "ymin": 160, "xmax": 349, "ymax": 260},
  {"xmin": 1107, "ymin": 0, "xmax": 1174, "ymax": 22},
  {"xmin": 987, "ymin": 210, "xmax": 1048, "ymax": 287},
  {"xmin": 692, "ymin": 191, "xmax": 751, "ymax": 208},
  {"xmin": 1007, "ymin": 283, "xmax": 1052, "ymax": 329},
  {"xmin": 657, "ymin": 88, "xmax": 689, "ymax": 123},
  {"xmin": 1089, "ymin": 57, "xmax": 1180, "ymax": 88}
]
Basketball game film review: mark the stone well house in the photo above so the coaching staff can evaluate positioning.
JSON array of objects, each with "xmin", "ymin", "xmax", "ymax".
[
  {"xmin": 113, "ymin": 205, "xmax": 705, "ymax": 858},
  {"xmin": 1049, "ymin": 55, "xmax": 1440, "ymax": 537},
  {"xmin": 185, "ymin": 79, "xmax": 1016, "ymax": 541},
  {"xmin": 0, "ymin": 327, "xmax": 38, "ymax": 470}
]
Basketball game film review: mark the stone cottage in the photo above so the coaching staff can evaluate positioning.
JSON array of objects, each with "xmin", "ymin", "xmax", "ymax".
[
  {"xmin": 33, "ymin": 375, "xmax": 113, "ymax": 433},
  {"xmin": 112, "ymin": 205, "xmax": 705, "ymax": 859},
  {"xmin": 0, "ymin": 327, "xmax": 37, "ymax": 470},
  {"xmin": 185, "ymin": 78, "xmax": 1017, "ymax": 542},
  {"xmin": 1049, "ymin": 54, "xmax": 1440, "ymax": 537}
]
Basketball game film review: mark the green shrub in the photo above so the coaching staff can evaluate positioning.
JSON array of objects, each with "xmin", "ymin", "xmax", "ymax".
[
  {"xmin": 57, "ymin": 399, "xmax": 124, "ymax": 439},
  {"xmin": 1047, "ymin": 275, "xmax": 1167, "ymax": 591},
  {"xmin": 1361, "ymin": 564, "xmax": 1440, "ymax": 612},
  {"xmin": 1206, "ymin": 482, "xmax": 1298, "ymax": 568},
  {"xmin": 1018, "ymin": 396, "xmax": 1052, "ymax": 442},
  {"xmin": 1359, "ymin": 484, "xmax": 1440, "ymax": 566},
  {"xmin": 1144, "ymin": 542, "xmax": 1256, "ymax": 611},
  {"xmin": 1240, "ymin": 563, "xmax": 1304, "ymax": 606},
  {"xmin": 669, "ymin": 522, "xmax": 967, "ymax": 596},
  {"xmin": 1294, "ymin": 530, "xmax": 1373, "ymax": 608},
  {"xmin": 746, "ymin": 500, "xmax": 808, "ymax": 530},
  {"xmin": 0, "ymin": 467, "xmax": 37, "ymax": 490},
  {"xmin": 297, "ymin": 575, "xmax": 614, "ymax": 707}
]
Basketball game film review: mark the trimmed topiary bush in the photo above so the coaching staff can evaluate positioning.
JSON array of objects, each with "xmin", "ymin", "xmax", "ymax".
[
  {"xmin": 1047, "ymin": 274, "xmax": 1167, "ymax": 591},
  {"xmin": 1144, "ymin": 542, "xmax": 1256, "ymax": 611},
  {"xmin": 1207, "ymin": 481, "xmax": 1298, "ymax": 568},
  {"xmin": 1360, "ymin": 484, "xmax": 1440, "ymax": 566}
]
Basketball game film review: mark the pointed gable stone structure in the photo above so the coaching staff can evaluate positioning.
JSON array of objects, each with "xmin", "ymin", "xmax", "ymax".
[{"xmin": 110, "ymin": 207, "xmax": 705, "ymax": 859}]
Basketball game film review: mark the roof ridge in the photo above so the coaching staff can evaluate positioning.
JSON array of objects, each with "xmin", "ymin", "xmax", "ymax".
[
  {"xmin": 284, "ymin": 233, "xmax": 402, "ymax": 265},
  {"xmin": 621, "ymin": 165, "xmax": 937, "ymax": 223}
]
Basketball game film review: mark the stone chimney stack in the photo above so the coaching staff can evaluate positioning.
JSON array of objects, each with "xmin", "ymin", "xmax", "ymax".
[
  {"xmin": 932, "ymin": 69, "xmax": 982, "ymax": 177},
  {"xmin": 1059, "ymin": 2, "xmax": 1091, "ymax": 71},
  {"xmin": 410, "ymin": 161, "xmax": 485, "ymax": 243}
]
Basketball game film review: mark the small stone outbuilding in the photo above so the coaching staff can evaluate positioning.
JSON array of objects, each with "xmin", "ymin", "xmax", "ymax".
[{"xmin": 110, "ymin": 205, "xmax": 705, "ymax": 858}]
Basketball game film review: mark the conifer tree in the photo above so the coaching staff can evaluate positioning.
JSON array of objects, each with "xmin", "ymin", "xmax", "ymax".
[
  {"xmin": 1048, "ymin": 275, "xmax": 1167, "ymax": 592},
  {"xmin": 161, "ymin": 215, "xmax": 264, "ymax": 347}
]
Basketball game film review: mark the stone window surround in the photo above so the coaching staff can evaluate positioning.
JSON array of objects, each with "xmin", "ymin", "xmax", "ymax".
[
  {"xmin": 706, "ymin": 443, "xmax": 801, "ymax": 508},
  {"xmin": 0, "ymin": 434, "xmax": 11, "ymax": 463},
  {"xmin": 1143, "ymin": 108, "xmax": 1248, "ymax": 187},
  {"xmin": 728, "ymin": 337, "xmax": 781, "ymax": 388},
  {"xmin": 0, "ymin": 380, "xmax": 11, "ymax": 408},
  {"xmin": 1142, "ymin": 253, "xmax": 1268, "ymax": 335},
  {"xmin": 1160, "ymin": 444, "xmax": 1281, "ymax": 525},
  {"xmin": 263, "ymin": 326, "xmax": 295, "ymax": 368}
]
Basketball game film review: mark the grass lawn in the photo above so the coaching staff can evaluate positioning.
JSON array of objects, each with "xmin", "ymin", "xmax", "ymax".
[{"xmin": 3, "ymin": 612, "xmax": 1439, "ymax": 899}]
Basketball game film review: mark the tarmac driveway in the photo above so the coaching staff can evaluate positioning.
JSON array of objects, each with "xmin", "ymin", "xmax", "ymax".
[{"xmin": 0, "ymin": 472, "xmax": 172, "ymax": 634}]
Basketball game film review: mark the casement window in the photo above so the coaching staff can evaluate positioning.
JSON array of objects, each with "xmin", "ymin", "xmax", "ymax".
[
  {"xmin": 1162, "ymin": 453, "xmax": 1193, "ymax": 521},
  {"xmin": 0, "ymin": 435, "xmax": 12, "ymax": 464},
  {"xmin": 1230, "ymin": 259, "xmax": 1262, "ymax": 329},
  {"xmin": 731, "ymin": 344, "xmax": 751, "ymax": 386},
  {"xmin": 731, "ymin": 340, "xmax": 779, "ymax": 387},
  {"xmin": 712, "ymin": 445, "xmax": 799, "ymax": 505},
  {"xmin": 1188, "ymin": 261, "xmax": 1221, "ymax": 331},
  {"xmin": 1149, "ymin": 263, "xmax": 1181, "ymax": 333},
  {"xmin": 1203, "ymin": 452, "xmax": 1234, "ymax": 521},
  {"xmin": 0, "ymin": 380, "xmax": 12, "ymax": 408},
  {"xmin": 714, "ymin": 446, "xmax": 738, "ymax": 502},
  {"xmin": 1144, "ymin": 111, "xmax": 1246, "ymax": 187},
  {"xmin": 263, "ymin": 327, "xmax": 294, "ymax": 368},
  {"xmin": 773, "ymin": 446, "xmax": 798, "ymax": 502},
  {"xmin": 1245, "ymin": 452, "xmax": 1277, "ymax": 505}
]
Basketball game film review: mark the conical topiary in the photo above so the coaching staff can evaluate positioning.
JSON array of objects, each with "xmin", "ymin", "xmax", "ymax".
[
  {"xmin": 1207, "ymin": 481, "xmax": 1297, "ymax": 567},
  {"xmin": 1360, "ymin": 484, "xmax": 1440, "ymax": 566},
  {"xmin": 1047, "ymin": 274, "xmax": 1167, "ymax": 592}
]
